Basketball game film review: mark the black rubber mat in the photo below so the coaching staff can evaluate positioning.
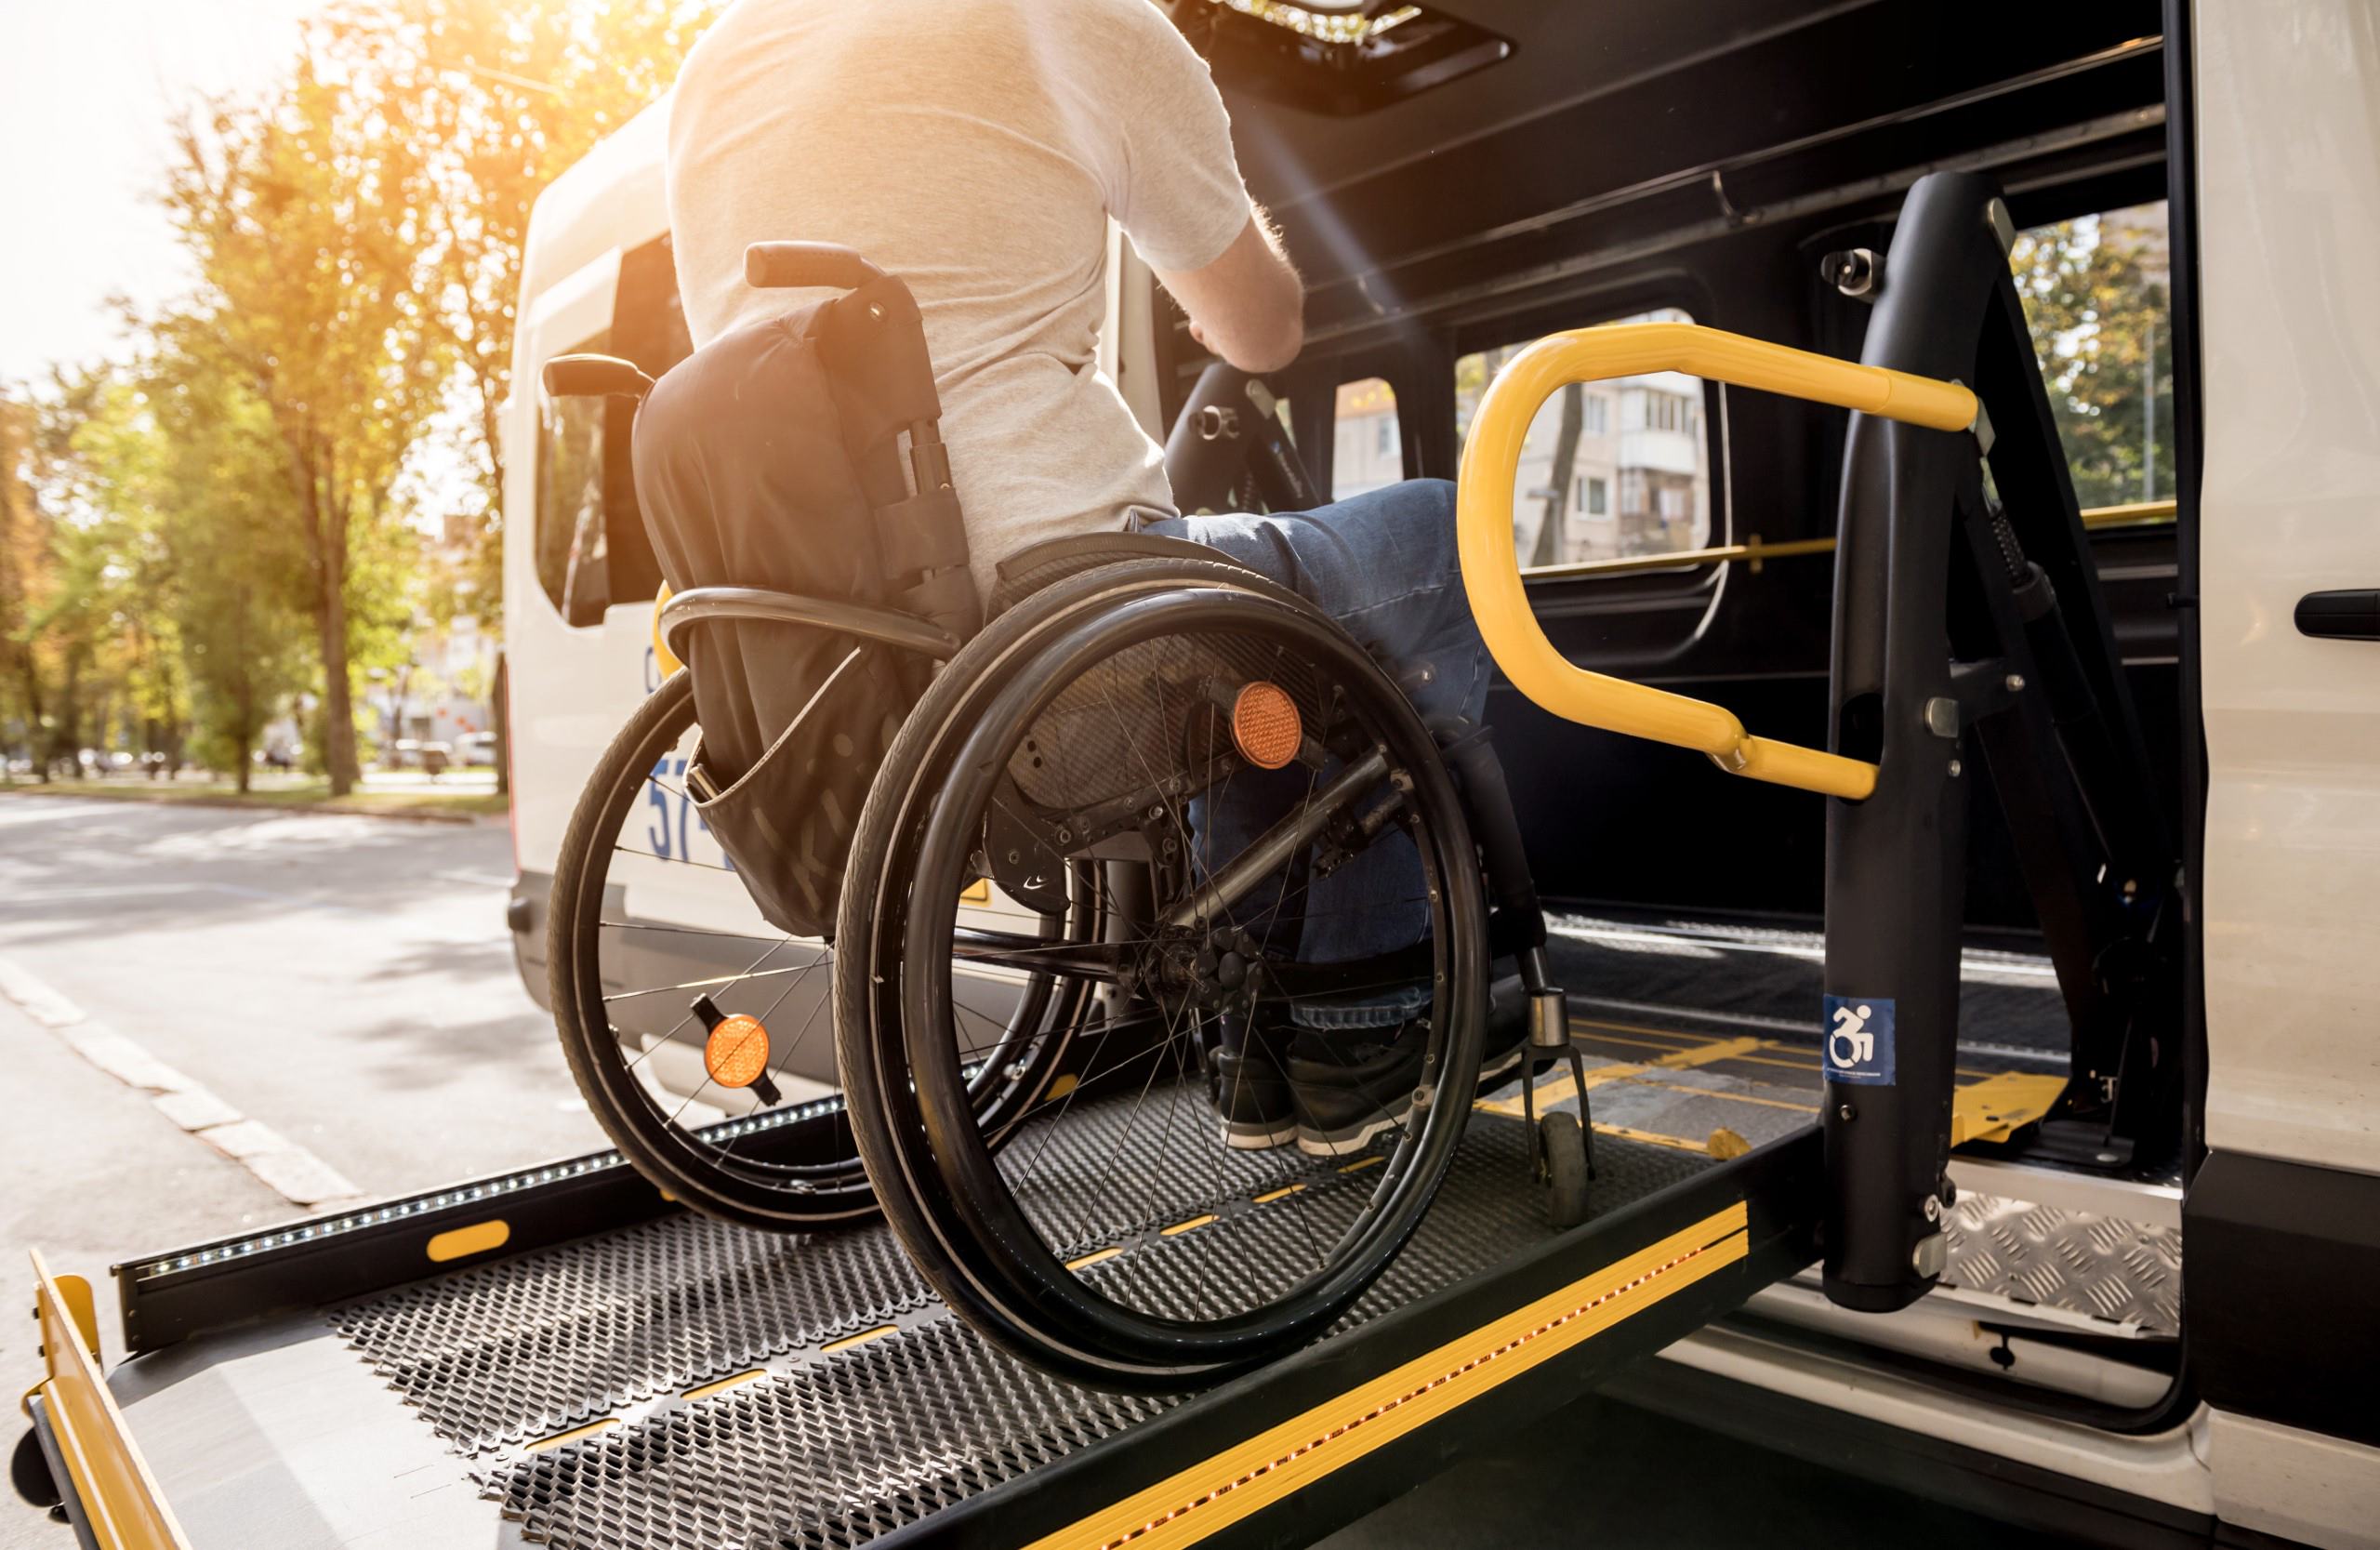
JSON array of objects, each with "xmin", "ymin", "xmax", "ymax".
[{"xmin": 333, "ymin": 1088, "xmax": 1705, "ymax": 1550}]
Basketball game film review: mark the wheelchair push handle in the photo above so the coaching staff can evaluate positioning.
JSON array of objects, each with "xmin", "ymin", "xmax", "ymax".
[{"xmin": 746, "ymin": 241, "xmax": 890, "ymax": 291}]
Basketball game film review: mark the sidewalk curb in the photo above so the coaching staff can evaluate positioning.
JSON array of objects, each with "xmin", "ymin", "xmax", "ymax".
[
  {"xmin": 0, "ymin": 955, "xmax": 365, "ymax": 1208},
  {"xmin": 0, "ymin": 784, "xmax": 504, "ymax": 826}
]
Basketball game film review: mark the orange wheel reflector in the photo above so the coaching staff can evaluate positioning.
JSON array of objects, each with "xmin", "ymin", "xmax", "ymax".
[
  {"xmin": 1231, "ymin": 681, "xmax": 1302, "ymax": 770},
  {"xmin": 704, "ymin": 1014, "xmax": 771, "ymax": 1089}
]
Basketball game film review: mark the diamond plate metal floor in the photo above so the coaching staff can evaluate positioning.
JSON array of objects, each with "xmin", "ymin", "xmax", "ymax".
[{"xmin": 1940, "ymin": 1190, "xmax": 2181, "ymax": 1334}]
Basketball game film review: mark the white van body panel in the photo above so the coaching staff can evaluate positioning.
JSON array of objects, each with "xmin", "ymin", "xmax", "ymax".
[
  {"xmin": 504, "ymin": 99, "xmax": 674, "ymax": 883},
  {"xmin": 2197, "ymin": 0, "xmax": 2380, "ymax": 1178}
]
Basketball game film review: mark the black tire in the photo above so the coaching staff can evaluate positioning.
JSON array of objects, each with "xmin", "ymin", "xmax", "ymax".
[
  {"xmin": 837, "ymin": 557, "xmax": 1488, "ymax": 1391},
  {"xmin": 549, "ymin": 669, "xmax": 1091, "ymax": 1229},
  {"xmin": 1541, "ymin": 1112, "xmax": 1589, "ymax": 1229}
]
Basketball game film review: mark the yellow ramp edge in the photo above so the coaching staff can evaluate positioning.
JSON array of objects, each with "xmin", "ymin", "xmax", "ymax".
[
  {"xmin": 28, "ymin": 1248, "xmax": 192, "ymax": 1550},
  {"xmin": 1025, "ymin": 1203, "xmax": 1750, "ymax": 1550}
]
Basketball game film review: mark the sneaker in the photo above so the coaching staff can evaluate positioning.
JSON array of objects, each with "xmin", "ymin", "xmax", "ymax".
[
  {"xmin": 1285, "ymin": 1024, "xmax": 1427, "ymax": 1158},
  {"xmin": 1210, "ymin": 1017, "xmax": 1296, "ymax": 1151}
]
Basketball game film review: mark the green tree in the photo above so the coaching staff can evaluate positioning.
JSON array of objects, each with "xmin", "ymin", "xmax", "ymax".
[
  {"xmin": 20, "ymin": 369, "xmax": 150, "ymax": 779},
  {"xmin": 142, "ymin": 351, "xmax": 312, "ymax": 788},
  {"xmin": 0, "ymin": 390, "xmax": 46, "ymax": 775},
  {"xmin": 162, "ymin": 53, "xmax": 449, "ymax": 795},
  {"xmin": 324, "ymin": 0, "xmax": 719, "ymax": 621},
  {"xmin": 2009, "ymin": 208, "xmax": 2175, "ymax": 510}
]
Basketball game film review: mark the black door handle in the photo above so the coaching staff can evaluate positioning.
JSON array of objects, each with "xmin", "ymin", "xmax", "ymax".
[{"xmin": 2295, "ymin": 590, "xmax": 2380, "ymax": 641}]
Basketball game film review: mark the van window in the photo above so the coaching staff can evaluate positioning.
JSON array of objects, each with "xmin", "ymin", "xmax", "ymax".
[
  {"xmin": 1455, "ymin": 307, "xmax": 1713, "ymax": 572},
  {"xmin": 2009, "ymin": 201, "xmax": 2173, "ymax": 509},
  {"xmin": 531, "ymin": 236, "xmax": 694, "ymax": 627},
  {"xmin": 1331, "ymin": 377, "xmax": 1402, "ymax": 498},
  {"xmin": 536, "ymin": 329, "xmax": 611, "ymax": 627}
]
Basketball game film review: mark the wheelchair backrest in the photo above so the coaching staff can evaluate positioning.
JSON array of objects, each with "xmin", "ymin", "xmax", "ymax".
[{"xmin": 629, "ymin": 256, "xmax": 976, "ymax": 936}]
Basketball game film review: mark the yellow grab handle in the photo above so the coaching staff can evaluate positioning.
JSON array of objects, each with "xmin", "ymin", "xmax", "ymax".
[{"xmin": 1456, "ymin": 323, "xmax": 1981, "ymax": 802}]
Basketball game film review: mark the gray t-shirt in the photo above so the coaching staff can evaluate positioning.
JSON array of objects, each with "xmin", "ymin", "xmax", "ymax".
[{"xmin": 667, "ymin": 0, "xmax": 1253, "ymax": 597}]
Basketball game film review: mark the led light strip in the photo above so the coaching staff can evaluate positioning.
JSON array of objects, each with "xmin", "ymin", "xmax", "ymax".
[
  {"xmin": 1029, "ymin": 1201, "xmax": 1750, "ymax": 1550},
  {"xmin": 129, "ymin": 1093, "xmax": 853, "ymax": 1281}
]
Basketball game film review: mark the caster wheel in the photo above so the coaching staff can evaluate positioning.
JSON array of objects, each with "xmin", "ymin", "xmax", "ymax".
[{"xmin": 1541, "ymin": 1112, "xmax": 1590, "ymax": 1229}]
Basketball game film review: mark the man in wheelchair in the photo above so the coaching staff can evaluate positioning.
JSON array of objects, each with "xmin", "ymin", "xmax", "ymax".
[{"xmin": 660, "ymin": 0, "xmax": 1527, "ymax": 1160}]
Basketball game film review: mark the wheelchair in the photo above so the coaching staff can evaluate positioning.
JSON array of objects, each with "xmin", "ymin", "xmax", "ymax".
[{"xmin": 545, "ymin": 242, "xmax": 1589, "ymax": 1393}]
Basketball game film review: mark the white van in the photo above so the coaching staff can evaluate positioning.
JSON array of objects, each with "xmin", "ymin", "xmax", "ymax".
[{"xmin": 489, "ymin": 7, "xmax": 2380, "ymax": 1538}]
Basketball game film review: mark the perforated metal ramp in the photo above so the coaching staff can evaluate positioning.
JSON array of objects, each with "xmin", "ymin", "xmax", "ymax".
[
  {"xmin": 87, "ymin": 924, "xmax": 2167, "ymax": 1550},
  {"xmin": 327, "ymin": 1087, "xmax": 1708, "ymax": 1550}
]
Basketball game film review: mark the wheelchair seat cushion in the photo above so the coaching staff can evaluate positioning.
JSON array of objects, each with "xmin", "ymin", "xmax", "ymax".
[{"xmin": 984, "ymin": 530, "xmax": 1252, "ymax": 620}]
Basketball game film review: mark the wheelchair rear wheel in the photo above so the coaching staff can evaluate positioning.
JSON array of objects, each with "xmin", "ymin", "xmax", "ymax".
[
  {"xmin": 549, "ymin": 669, "xmax": 1099, "ymax": 1228},
  {"xmin": 837, "ymin": 558, "xmax": 1488, "ymax": 1390}
]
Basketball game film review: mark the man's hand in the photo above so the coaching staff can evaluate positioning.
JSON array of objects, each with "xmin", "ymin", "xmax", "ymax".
[{"xmin": 1156, "ymin": 205, "xmax": 1304, "ymax": 375}]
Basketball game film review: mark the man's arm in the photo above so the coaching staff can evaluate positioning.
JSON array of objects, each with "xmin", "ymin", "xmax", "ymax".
[{"xmin": 1153, "ymin": 205, "xmax": 1304, "ymax": 375}]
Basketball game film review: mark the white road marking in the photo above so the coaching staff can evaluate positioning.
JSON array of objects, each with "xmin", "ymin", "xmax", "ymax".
[
  {"xmin": 0, "ymin": 956, "xmax": 88, "ymax": 1027},
  {"xmin": 0, "ymin": 955, "xmax": 363, "ymax": 1208},
  {"xmin": 62, "ymin": 1031, "xmax": 197, "ymax": 1093},
  {"xmin": 241, "ymin": 1148, "xmax": 364, "ymax": 1208},
  {"xmin": 153, "ymin": 1087, "xmax": 244, "ymax": 1132}
]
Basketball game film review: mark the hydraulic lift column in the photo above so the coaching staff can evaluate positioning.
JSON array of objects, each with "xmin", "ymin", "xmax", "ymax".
[{"xmin": 1819, "ymin": 173, "xmax": 2007, "ymax": 1311}]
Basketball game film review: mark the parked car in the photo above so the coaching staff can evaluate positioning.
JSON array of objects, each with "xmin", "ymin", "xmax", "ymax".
[{"xmin": 454, "ymin": 731, "xmax": 499, "ymax": 768}]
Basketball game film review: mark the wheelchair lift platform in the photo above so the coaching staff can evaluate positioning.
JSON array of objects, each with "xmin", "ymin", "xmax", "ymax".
[
  {"xmin": 29, "ymin": 921, "xmax": 2167, "ymax": 1550},
  {"xmin": 24, "ymin": 175, "xmax": 2191, "ymax": 1546}
]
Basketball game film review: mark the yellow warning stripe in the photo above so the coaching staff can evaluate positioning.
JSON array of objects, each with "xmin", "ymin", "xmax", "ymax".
[
  {"xmin": 1592, "ymin": 1122, "xmax": 1712, "ymax": 1154},
  {"xmin": 1023, "ymin": 1202, "xmax": 1749, "ymax": 1550},
  {"xmin": 1949, "ymin": 1070, "xmax": 2067, "ymax": 1146},
  {"xmin": 1569, "ymin": 1024, "xmax": 2000, "ymax": 1083},
  {"xmin": 1474, "ymin": 1036, "xmax": 1765, "ymax": 1119}
]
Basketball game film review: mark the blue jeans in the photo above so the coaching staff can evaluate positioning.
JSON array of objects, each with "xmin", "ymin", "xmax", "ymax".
[{"xmin": 1143, "ymin": 479, "xmax": 1490, "ymax": 1029}]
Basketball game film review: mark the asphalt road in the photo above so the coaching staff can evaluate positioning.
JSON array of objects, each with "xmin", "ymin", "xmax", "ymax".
[
  {"xmin": 0, "ymin": 794, "xmax": 602, "ymax": 1539},
  {"xmin": 0, "ymin": 795, "xmax": 2090, "ymax": 1549}
]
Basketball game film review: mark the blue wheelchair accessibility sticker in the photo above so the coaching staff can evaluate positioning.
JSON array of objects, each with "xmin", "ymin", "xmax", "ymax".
[{"xmin": 1821, "ymin": 995, "xmax": 1896, "ymax": 1086}]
